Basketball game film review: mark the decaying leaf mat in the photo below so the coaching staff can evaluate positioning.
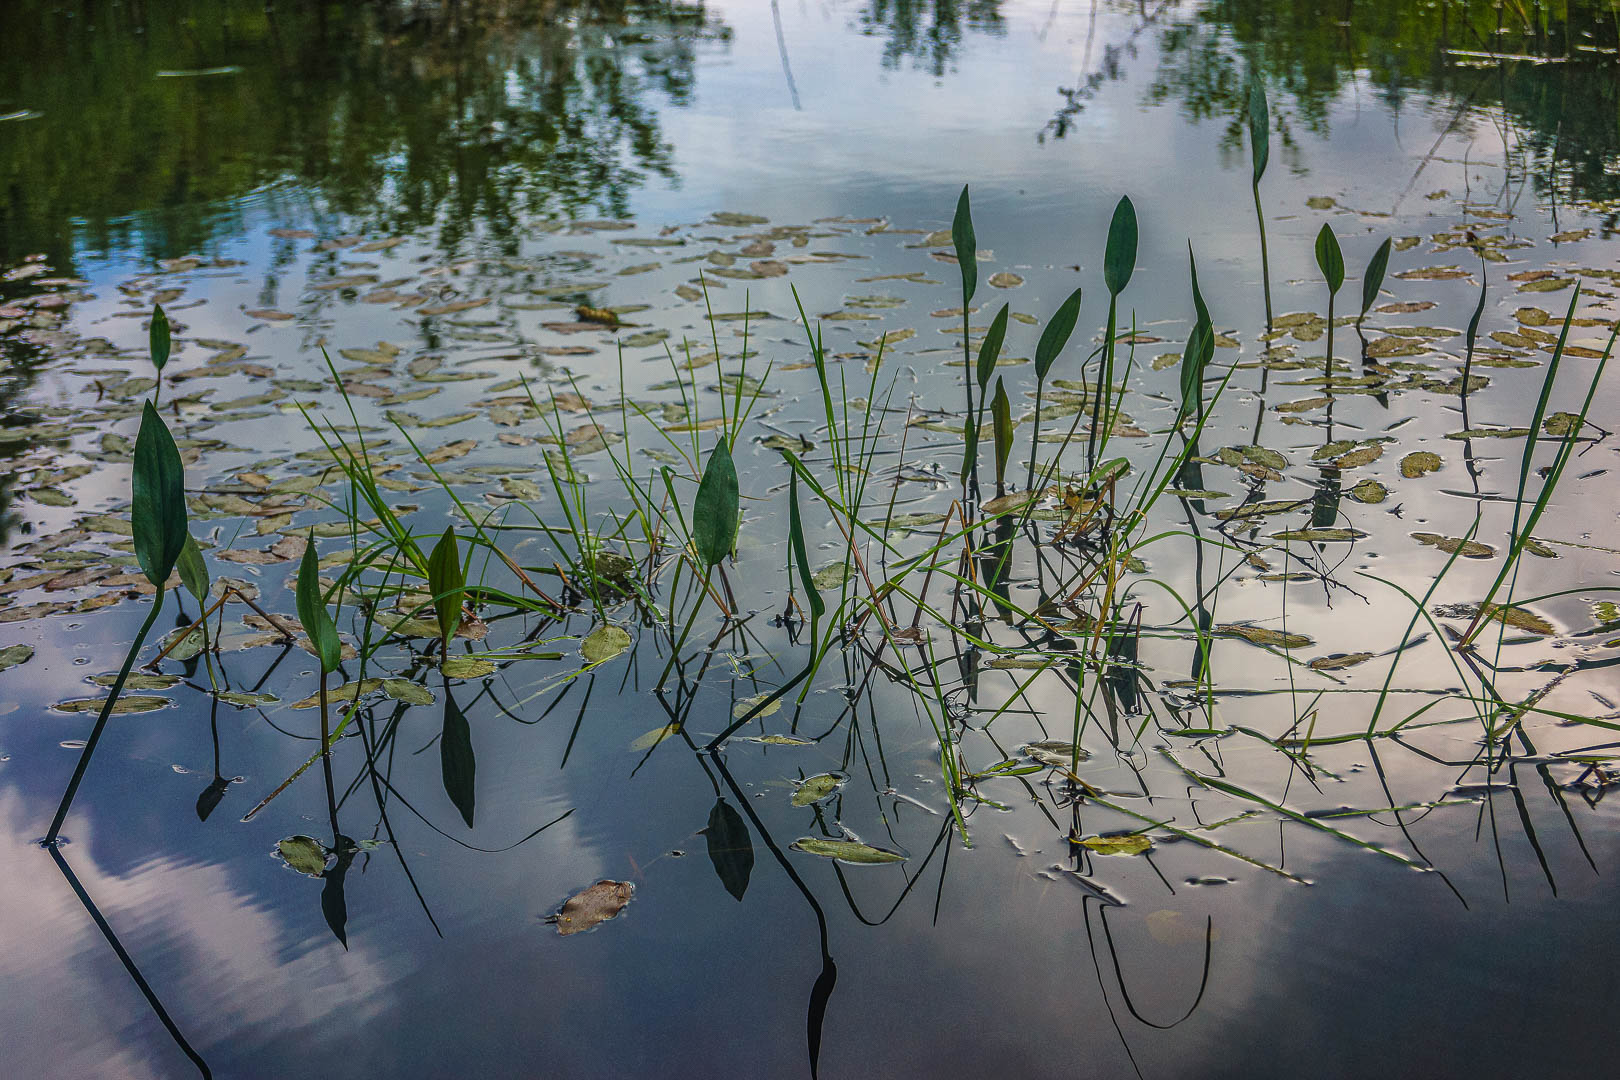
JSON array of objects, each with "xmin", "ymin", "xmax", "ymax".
[{"xmin": 548, "ymin": 880, "xmax": 635, "ymax": 935}]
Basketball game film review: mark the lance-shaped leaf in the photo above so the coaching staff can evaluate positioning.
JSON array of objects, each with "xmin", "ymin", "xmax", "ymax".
[
  {"xmin": 1103, "ymin": 196, "xmax": 1138, "ymax": 298},
  {"xmin": 704, "ymin": 798, "xmax": 754, "ymax": 901},
  {"xmin": 960, "ymin": 415, "xmax": 978, "ymax": 486},
  {"xmin": 1248, "ymin": 78, "xmax": 1269, "ymax": 185},
  {"xmin": 1180, "ymin": 247, "xmax": 1215, "ymax": 422},
  {"xmin": 149, "ymin": 302, "xmax": 171, "ymax": 373},
  {"xmin": 975, "ymin": 303, "xmax": 1010, "ymax": 392},
  {"xmin": 692, "ymin": 437, "xmax": 739, "ymax": 568},
  {"xmin": 990, "ymin": 377, "xmax": 1013, "ymax": 487},
  {"xmin": 441, "ymin": 689, "xmax": 476, "ymax": 828},
  {"xmin": 1360, "ymin": 237, "xmax": 1392, "ymax": 320},
  {"xmin": 1465, "ymin": 265, "xmax": 1488, "ymax": 359},
  {"xmin": 426, "ymin": 527, "xmax": 465, "ymax": 647},
  {"xmin": 132, "ymin": 401, "xmax": 187, "ymax": 588},
  {"xmin": 952, "ymin": 184, "xmax": 978, "ymax": 304},
  {"xmin": 786, "ymin": 463, "xmax": 825, "ymax": 620},
  {"xmin": 296, "ymin": 534, "xmax": 342, "ymax": 674},
  {"xmin": 176, "ymin": 534, "xmax": 209, "ymax": 607},
  {"xmin": 1034, "ymin": 287, "xmax": 1083, "ymax": 381},
  {"xmin": 1315, "ymin": 224, "xmax": 1345, "ymax": 296}
]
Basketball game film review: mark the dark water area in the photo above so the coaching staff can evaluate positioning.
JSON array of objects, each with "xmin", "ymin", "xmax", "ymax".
[{"xmin": 2, "ymin": 2, "xmax": 1620, "ymax": 1078}]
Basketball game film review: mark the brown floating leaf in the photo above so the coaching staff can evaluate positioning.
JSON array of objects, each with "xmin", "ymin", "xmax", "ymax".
[
  {"xmin": 1308, "ymin": 652, "xmax": 1374, "ymax": 671},
  {"xmin": 1411, "ymin": 533, "xmax": 1495, "ymax": 559},
  {"xmin": 1217, "ymin": 624, "xmax": 1314, "ymax": 649},
  {"xmin": 1400, "ymin": 451, "xmax": 1442, "ymax": 478},
  {"xmin": 1079, "ymin": 833, "xmax": 1152, "ymax": 856},
  {"xmin": 549, "ymin": 880, "xmax": 634, "ymax": 935}
]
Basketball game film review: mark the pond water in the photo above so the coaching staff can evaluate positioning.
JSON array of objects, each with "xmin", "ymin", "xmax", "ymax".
[{"xmin": 3, "ymin": 2, "xmax": 1620, "ymax": 1078}]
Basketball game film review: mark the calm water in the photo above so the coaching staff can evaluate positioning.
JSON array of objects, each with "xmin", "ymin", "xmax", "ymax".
[{"xmin": 3, "ymin": 2, "xmax": 1620, "ymax": 1078}]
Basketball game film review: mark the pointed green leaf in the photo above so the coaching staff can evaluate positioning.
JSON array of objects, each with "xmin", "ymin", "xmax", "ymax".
[
  {"xmin": 440, "ymin": 690, "xmax": 476, "ymax": 828},
  {"xmin": 1034, "ymin": 287, "xmax": 1083, "ymax": 380},
  {"xmin": 704, "ymin": 798, "xmax": 754, "ymax": 901},
  {"xmin": 960, "ymin": 414, "xmax": 978, "ymax": 486},
  {"xmin": 426, "ymin": 527, "xmax": 465, "ymax": 646},
  {"xmin": 1465, "ymin": 267, "xmax": 1488, "ymax": 358},
  {"xmin": 296, "ymin": 534, "xmax": 342, "ymax": 674},
  {"xmin": 1103, "ymin": 196, "xmax": 1138, "ymax": 297},
  {"xmin": 1180, "ymin": 247, "xmax": 1214, "ymax": 422},
  {"xmin": 176, "ymin": 534, "xmax": 209, "ymax": 606},
  {"xmin": 692, "ymin": 438, "xmax": 739, "ymax": 568},
  {"xmin": 132, "ymin": 401, "xmax": 187, "ymax": 588},
  {"xmin": 951, "ymin": 184, "xmax": 978, "ymax": 304},
  {"xmin": 1248, "ymin": 78, "xmax": 1269, "ymax": 185},
  {"xmin": 991, "ymin": 377, "xmax": 1013, "ymax": 487},
  {"xmin": 149, "ymin": 303, "xmax": 171, "ymax": 373},
  {"xmin": 1315, "ymin": 224, "xmax": 1345, "ymax": 295},
  {"xmin": 786, "ymin": 464, "xmax": 825, "ymax": 620},
  {"xmin": 975, "ymin": 303, "xmax": 1010, "ymax": 392},
  {"xmin": 1360, "ymin": 237, "xmax": 1392, "ymax": 318}
]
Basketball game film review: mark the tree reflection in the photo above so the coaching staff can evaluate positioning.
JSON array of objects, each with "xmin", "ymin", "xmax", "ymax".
[
  {"xmin": 1138, "ymin": 0, "xmax": 1620, "ymax": 201},
  {"xmin": 856, "ymin": 0, "xmax": 1006, "ymax": 77},
  {"xmin": 0, "ymin": 0, "xmax": 731, "ymax": 266}
]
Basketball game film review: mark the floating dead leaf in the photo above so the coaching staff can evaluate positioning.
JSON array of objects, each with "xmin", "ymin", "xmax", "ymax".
[
  {"xmin": 381, "ymin": 679, "xmax": 435, "ymax": 706},
  {"xmin": 980, "ymin": 493, "xmax": 1034, "ymax": 516},
  {"xmin": 1268, "ymin": 528, "xmax": 1367, "ymax": 542},
  {"xmin": 735, "ymin": 734, "xmax": 814, "ymax": 746},
  {"xmin": 988, "ymin": 271, "xmax": 1024, "ymax": 289},
  {"xmin": 1308, "ymin": 652, "xmax": 1374, "ymax": 671},
  {"xmin": 1447, "ymin": 603, "xmax": 1556, "ymax": 636},
  {"xmin": 275, "ymin": 836, "xmax": 329, "ymax": 877},
  {"xmin": 1346, "ymin": 479, "xmax": 1387, "ymax": 504},
  {"xmin": 0, "ymin": 644, "xmax": 34, "ymax": 672},
  {"xmin": 1024, "ymin": 741, "xmax": 1090, "ymax": 768},
  {"xmin": 791, "ymin": 772, "xmax": 847, "ymax": 807},
  {"xmin": 790, "ymin": 836, "xmax": 907, "ymax": 864},
  {"xmin": 549, "ymin": 880, "xmax": 634, "ymax": 935},
  {"xmin": 290, "ymin": 678, "xmax": 383, "ymax": 709},
  {"xmin": 441, "ymin": 655, "xmax": 496, "ymax": 679},
  {"xmin": 1079, "ymin": 833, "xmax": 1152, "ymax": 856},
  {"xmin": 216, "ymin": 691, "xmax": 278, "ymax": 707},
  {"xmin": 581, "ymin": 624, "xmax": 632, "ymax": 664},
  {"xmin": 1412, "ymin": 533, "xmax": 1494, "ymax": 559},
  {"xmin": 1217, "ymin": 625, "xmax": 1313, "ymax": 649},
  {"xmin": 54, "ymin": 696, "xmax": 169, "ymax": 715},
  {"xmin": 1399, "ymin": 451, "xmax": 1442, "ymax": 478}
]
